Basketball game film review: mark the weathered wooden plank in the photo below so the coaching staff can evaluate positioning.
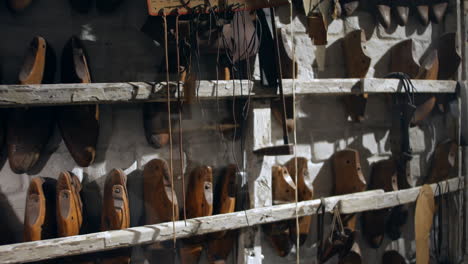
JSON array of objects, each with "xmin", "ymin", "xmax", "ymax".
[
  {"xmin": 339, "ymin": 177, "xmax": 464, "ymax": 213},
  {"xmin": 0, "ymin": 79, "xmax": 457, "ymax": 107},
  {"xmin": 0, "ymin": 178, "xmax": 462, "ymax": 263}
]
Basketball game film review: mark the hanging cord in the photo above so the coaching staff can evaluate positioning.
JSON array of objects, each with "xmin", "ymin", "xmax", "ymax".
[
  {"xmin": 432, "ymin": 181, "xmax": 453, "ymax": 263},
  {"xmin": 455, "ymin": 176, "xmax": 465, "ymax": 263},
  {"xmin": 316, "ymin": 198, "xmax": 326, "ymax": 263},
  {"xmin": 175, "ymin": 15, "xmax": 187, "ymax": 224},
  {"xmin": 445, "ymin": 182, "xmax": 451, "ymax": 261},
  {"xmin": 329, "ymin": 205, "xmax": 345, "ymax": 240},
  {"xmin": 433, "ymin": 183, "xmax": 442, "ymax": 261},
  {"xmin": 386, "ymin": 72, "xmax": 416, "ymax": 183},
  {"xmin": 163, "ymin": 14, "xmax": 177, "ymax": 247},
  {"xmin": 286, "ymin": 1, "xmax": 300, "ymax": 263}
]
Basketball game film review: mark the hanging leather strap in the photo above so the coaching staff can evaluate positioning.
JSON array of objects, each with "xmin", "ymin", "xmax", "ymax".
[
  {"xmin": 317, "ymin": 198, "xmax": 326, "ymax": 263},
  {"xmin": 387, "ymin": 72, "xmax": 416, "ymax": 188}
]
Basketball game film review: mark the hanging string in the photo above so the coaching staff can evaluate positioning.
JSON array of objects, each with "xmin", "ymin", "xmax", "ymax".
[
  {"xmin": 456, "ymin": 70, "xmax": 464, "ymax": 261},
  {"xmin": 287, "ymin": 1, "xmax": 300, "ymax": 263},
  {"xmin": 175, "ymin": 15, "xmax": 187, "ymax": 225},
  {"xmin": 163, "ymin": 14, "xmax": 177, "ymax": 246}
]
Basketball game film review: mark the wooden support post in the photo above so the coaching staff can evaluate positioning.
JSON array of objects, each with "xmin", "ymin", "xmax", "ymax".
[{"xmin": 237, "ymin": 101, "xmax": 276, "ymax": 264}]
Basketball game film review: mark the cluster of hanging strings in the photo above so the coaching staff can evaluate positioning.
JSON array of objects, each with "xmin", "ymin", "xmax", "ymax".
[{"xmin": 159, "ymin": 1, "xmax": 301, "ymax": 263}]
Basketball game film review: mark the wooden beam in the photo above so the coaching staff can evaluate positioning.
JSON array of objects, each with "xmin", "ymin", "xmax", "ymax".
[
  {"xmin": 239, "ymin": 101, "xmax": 275, "ymax": 264},
  {"xmin": 0, "ymin": 178, "xmax": 462, "ymax": 264},
  {"xmin": 0, "ymin": 79, "xmax": 458, "ymax": 107}
]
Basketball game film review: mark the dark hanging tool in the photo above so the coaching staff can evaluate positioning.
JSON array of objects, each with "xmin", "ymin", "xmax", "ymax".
[
  {"xmin": 254, "ymin": 7, "xmax": 293, "ymax": 156},
  {"xmin": 257, "ymin": 8, "xmax": 277, "ymax": 88},
  {"xmin": 389, "ymin": 72, "xmax": 416, "ymax": 189},
  {"xmin": 384, "ymin": 72, "xmax": 414, "ymax": 241}
]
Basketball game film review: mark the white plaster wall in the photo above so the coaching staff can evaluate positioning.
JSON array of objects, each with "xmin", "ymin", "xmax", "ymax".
[{"xmin": 0, "ymin": 0, "xmax": 462, "ymax": 263}]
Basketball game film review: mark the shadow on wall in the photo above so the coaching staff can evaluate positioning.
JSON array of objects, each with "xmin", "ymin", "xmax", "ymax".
[
  {"xmin": 27, "ymin": 124, "xmax": 63, "ymax": 176},
  {"xmin": 373, "ymin": 44, "xmax": 392, "ymax": 78},
  {"xmin": 127, "ymin": 169, "xmax": 145, "ymax": 227},
  {"xmin": 354, "ymin": 11, "xmax": 376, "ymax": 40},
  {"xmin": 81, "ymin": 173, "xmax": 103, "ymax": 234},
  {"xmin": 0, "ymin": 190, "xmax": 22, "ymax": 245},
  {"xmin": 94, "ymin": 104, "xmax": 113, "ymax": 165},
  {"xmin": 312, "ymin": 39, "xmax": 346, "ymax": 78}
]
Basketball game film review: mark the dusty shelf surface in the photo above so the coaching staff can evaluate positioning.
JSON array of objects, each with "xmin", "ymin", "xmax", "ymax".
[{"xmin": 0, "ymin": 79, "xmax": 459, "ymax": 107}]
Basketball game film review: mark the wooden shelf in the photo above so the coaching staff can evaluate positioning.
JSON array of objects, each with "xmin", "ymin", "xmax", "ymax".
[
  {"xmin": 0, "ymin": 79, "xmax": 459, "ymax": 107},
  {"xmin": 0, "ymin": 177, "xmax": 462, "ymax": 264}
]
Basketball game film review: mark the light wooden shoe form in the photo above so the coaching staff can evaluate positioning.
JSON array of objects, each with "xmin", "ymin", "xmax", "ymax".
[
  {"xmin": 429, "ymin": 0, "xmax": 448, "ymax": 24},
  {"xmin": 333, "ymin": 150, "xmax": 366, "ymax": 196},
  {"xmin": 426, "ymin": 139, "xmax": 457, "ymax": 184},
  {"xmin": 320, "ymin": 150, "xmax": 365, "ymax": 262},
  {"xmin": 392, "ymin": 0, "xmax": 410, "ymax": 26},
  {"xmin": 414, "ymin": 0, "xmax": 430, "ymax": 26},
  {"xmin": 375, "ymin": 0, "xmax": 391, "ymax": 29},
  {"xmin": 391, "ymin": 39, "xmax": 439, "ymax": 80},
  {"xmin": 390, "ymin": 39, "xmax": 419, "ymax": 78},
  {"xmin": 57, "ymin": 171, "xmax": 83, "ymax": 237},
  {"xmin": 144, "ymin": 159, "xmax": 179, "ymax": 225},
  {"xmin": 307, "ymin": 12, "xmax": 327, "ymax": 45},
  {"xmin": 101, "ymin": 169, "xmax": 130, "ymax": 264},
  {"xmin": 206, "ymin": 165, "xmax": 238, "ymax": 264},
  {"xmin": 102, "ymin": 169, "xmax": 130, "ymax": 231},
  {"xmin": 143, "ymin": 159, "xmax": 179, "ymax": 263},
  {"xmin": 24, "ymin": 177, "xmax": 57, "ymax": 242},
  {"xmin": 284, "ymin": 157, "xmax": 313, "ymax": 246},
  {"xmin": 180, "ymin": 165, "xmax": 213, "ymax": 264},
  {"xmin": 264, "ymin": 165, "xmax": 296, "ymax": 257},
  {"xmin": 343, "ymin": 30, "xmax": 371, "ymax": 122}
]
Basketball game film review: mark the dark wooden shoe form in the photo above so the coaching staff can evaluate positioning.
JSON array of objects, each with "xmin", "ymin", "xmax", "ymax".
[
  {"xmin": 7, "ymin": 36, "xmax": 55, "ymax": 174},
  {"xmin": 59, "ymin": 36, "xmax": 99, "ymax": 168}
]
